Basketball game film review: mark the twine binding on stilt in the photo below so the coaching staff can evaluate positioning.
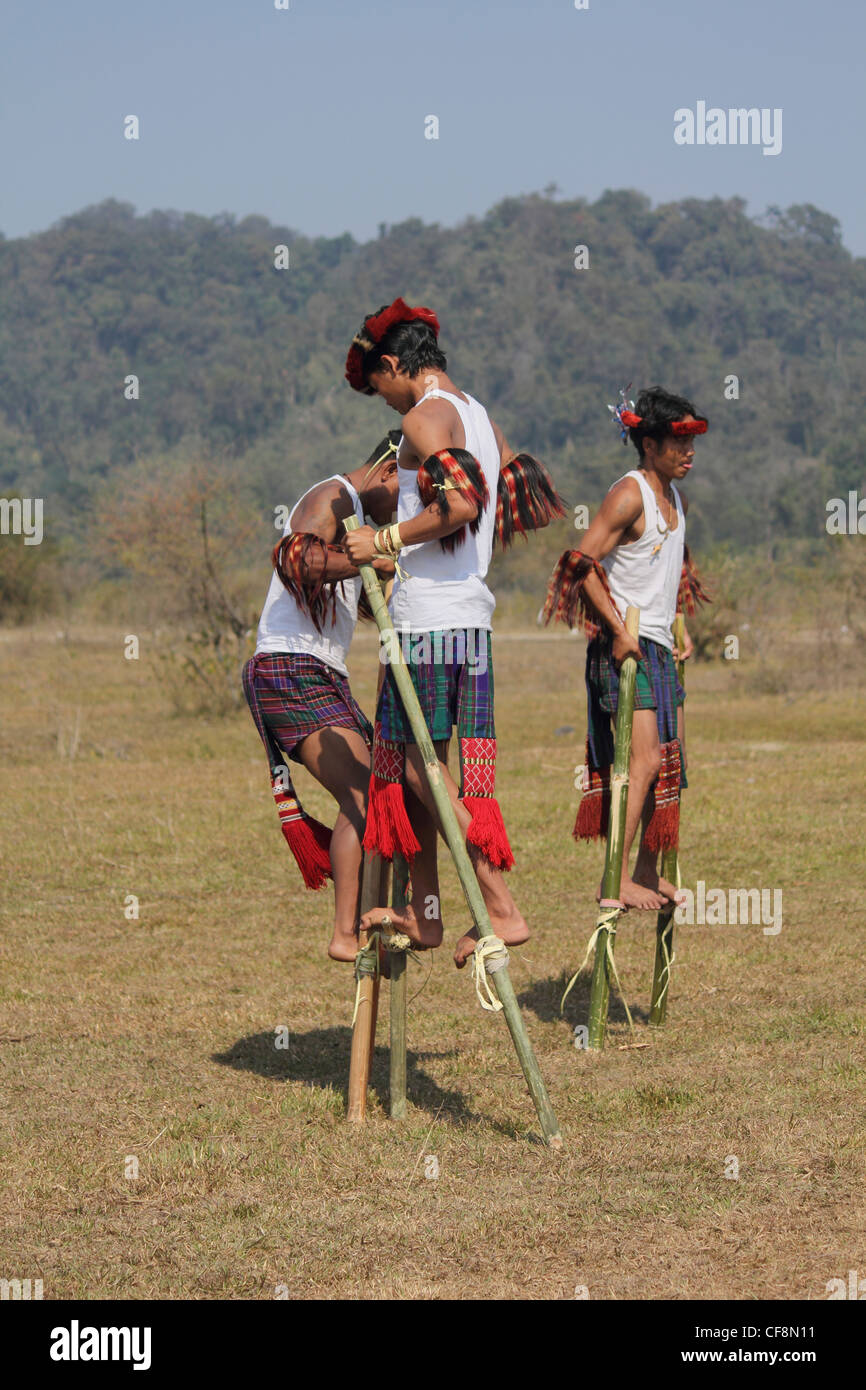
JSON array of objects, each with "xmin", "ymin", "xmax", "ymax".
[
  {"xmin": 560, "ymin": 902, "xmax": 634, "ymax": 1032},
  {"xmin": 351, "ymin": 939, "xmax": 381, "ymax": 1028},
  {"xmin": 653, "ymin": 860, "xmax": 681, "ymax": 1013},
  {"xmin": 471, "ymin": 935, "xmax": 510, "ymax": 1013},
  {"xmin": 351, "ymin": 917, "xmax": 419, "ymax": 1026}
]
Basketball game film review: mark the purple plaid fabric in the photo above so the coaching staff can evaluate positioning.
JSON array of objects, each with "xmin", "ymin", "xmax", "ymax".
[
  {"xmin": 243, "ymin": 652, "xmax": 373, "ymax": 769},
  {"xmin": 584, "ymin": 633, "xmax": 687, "ymax": 787},
  {"xmin": 377, "ymin": 629, "xmax": 495, "ymax": 744}
]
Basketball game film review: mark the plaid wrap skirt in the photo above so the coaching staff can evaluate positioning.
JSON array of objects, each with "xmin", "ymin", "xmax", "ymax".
[
  {"xmin": 585, "ymin": 633, "xmax": 685, "ymax": 774},
  {"xmin": 574, "ymin": 634, "xmax": 687, "ymax": 850},
  {"xmin": 366, "ymin": 628, "xmax": 513, "ymax": 869},
  {"xmin": 243, "ymin": 651, "xmax": 372, "ymax": 768},
  {"xmin": 377, "ymin": 629, "xmax": 495, "ymax": 745}
]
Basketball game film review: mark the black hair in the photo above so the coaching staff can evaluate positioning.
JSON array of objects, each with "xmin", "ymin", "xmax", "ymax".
[
  {"xmin": 361, "ymin": 427, "xmax": 402, "ymax": 469},
  {"xmin": 629, "ymin": 386, "xmax": 707, "ymax": 459},
  {"xmin": 495, "ymin": 454, "xmax": 567, "ymax": 549},
  {"xmin": 361, "ymin": 310, "xmax": 447, "ymax": 383}
]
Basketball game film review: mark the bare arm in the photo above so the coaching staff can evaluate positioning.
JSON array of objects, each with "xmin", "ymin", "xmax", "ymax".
[
  {"xmin": 578, "ymin": 477, "xmax": 645, "ymax": 661},
  {"xmin": 400, "ymin": 406, "xmax": 478, "ymax": 537},
  {"xmin": 344, "ymin": 404, "xmax": 476, "ymax": 562},
  {"xmin": 491, "ymin": 419, "xmax": 516, "ymax": 468},
  {"xmin": 287, "ymin": 483, "xmax": 390, "ymax": 580},
  {"xmin": 674, "ymin": 488, "xmax": 692, "ymax": 658}
]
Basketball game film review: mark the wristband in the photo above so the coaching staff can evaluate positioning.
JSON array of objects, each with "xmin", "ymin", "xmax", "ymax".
[{"xmin": 372, "ymin": 524, "xmax": 403, "ymax": 558}]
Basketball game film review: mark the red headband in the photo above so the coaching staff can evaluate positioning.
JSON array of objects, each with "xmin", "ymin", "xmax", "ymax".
[
  {"xmin": 345, "ymin": 297, "xmax": 441, "ymax": 394},
  {"xmin": 620, "ymin": 410, "xmax": 707, "ymax": 437}
]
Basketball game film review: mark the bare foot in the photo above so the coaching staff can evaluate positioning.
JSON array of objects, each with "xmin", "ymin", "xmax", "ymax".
[
  {"xmin": 359, "ymin": 903, "xmax": 443, "ymax": 952},
  {"xmin": 619, "ymin": 875, "xmax": 666, "ymax": 911},
  {"xmin": 596, "ymin": 879, "xmax": 633, "ymax": 906},
  {"xmin": 633, "ymin": 865, "xmax": 686, "ymax": 905},
  {"xmin": 633, "ymin": 846, "xmax": 684, "ymax": 905},
  {"xmin": 328, "ymin": 926, "xmax": 359, "ymax": 962},
  {"xmin": 454, "ymin": 908, "xmax": 530, "ymax": 969}
]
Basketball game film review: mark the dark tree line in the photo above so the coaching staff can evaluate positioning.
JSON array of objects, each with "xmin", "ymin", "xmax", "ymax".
[{"xmin": 1, "ymin": 189, "xmax": 863, "ymax": 558}]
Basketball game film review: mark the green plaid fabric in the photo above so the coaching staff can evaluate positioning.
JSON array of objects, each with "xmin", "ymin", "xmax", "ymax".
[
  {"xmin": 378, "ymin": 629, "xmax": 495, "ymax": 744},
  {"xmin": 243, "ymin": 651, "xmax": 372, "ymax": 767},
  {"xmin": 587, "ymin": 634, "xmax": 684, "ymax": 722},
  {"xmin": 585, "ymin": 633, "xmax": 687, "ymax": 789}
]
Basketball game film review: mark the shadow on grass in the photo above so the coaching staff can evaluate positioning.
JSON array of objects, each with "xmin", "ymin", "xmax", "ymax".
[
  {"xmin": 517, "ymin": 972, "xmax": 650, "ymax": 1029},
  {"xmin": 212, "ymin": 1027, "xmax": 480, "ymax": 1125}
]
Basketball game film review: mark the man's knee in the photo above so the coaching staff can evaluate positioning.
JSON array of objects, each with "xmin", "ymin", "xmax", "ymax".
[
  {"xmin": 631, "ymin": 744, "xmax": 662, "ymax": 782},
  {"xmin": 338, "ymin": 783, "xmax": 367, "ymax": 828},
  {"xmin": 343, "ymin": 777, "xmax": 367, "ymax": 809}
]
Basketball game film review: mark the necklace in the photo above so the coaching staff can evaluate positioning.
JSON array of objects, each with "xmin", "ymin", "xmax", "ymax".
[{"xmin": 650, "ymin": 489, "xmax": 676, "ymax": 556}]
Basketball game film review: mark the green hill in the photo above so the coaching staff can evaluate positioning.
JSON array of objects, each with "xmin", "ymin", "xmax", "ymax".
[{"xmin": 1, "ymin": 189, "xmax": 864, "ymax": 555}]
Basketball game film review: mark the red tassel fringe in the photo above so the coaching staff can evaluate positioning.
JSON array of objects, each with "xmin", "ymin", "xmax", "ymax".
[
  {"xmin": 643, "ymin": 800, "xmax": 680, "ymax": 853},
  {"xmin": 272, "ymin": 532, "xmax": 345, "ymax": 634},
  {"xmin": 573, "ymin": 783, "xmax": 610, "ymax": 841},
  {"xmin": 678, "ymin": 543, "xmax": 711, "ymax": 616},
  {"xmin": 643, "ymin": 740, "xmax": 682, "ymax": 851},
  {"xmin": 417, "ymin": 448, "xmax": 489, "ymax": 552},
  {"xmin": 417, "ymin": 448, "xmax": 489, "ymax": 516},
  {"xmin": 494, "ymin": 453, "xmax": 567, "ymax": 550},
  {"xmin": 543, "ymin": 549, "xmax": 622, "ymax": 636},
  {"xmin": 463, "ymin": 796, "xmax": 515, "ymax": 871},
  {"xmin": 363, "ymin": 774, "xmax": 421, "ymax": 863},
  {"xmin": 281, "ymin": 814, "xmax": 333, "ymax": 891}
]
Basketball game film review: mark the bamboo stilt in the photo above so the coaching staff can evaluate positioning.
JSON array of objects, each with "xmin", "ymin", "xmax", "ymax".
[
  {"xmin": 345, "ymin": 516, "xmax": 562, "ymax": 1149},
  {"xmin": 389, "ymin": 854, "xmax": 409, "ymax": 1119},
  {"xmin": 587, "ymin": 606, "xmax": 641, "ymax": 1050},
  {"xmin": 649, "ymin": 613, "xmax": 686, "ymax": 1026},
  {"xmin": 649, "ymin": 849, "xmax": 677, "ymax": 1026},
  {"xmin": 346, "ymin": 853, "xmax": 388, "ymax": 1123}
]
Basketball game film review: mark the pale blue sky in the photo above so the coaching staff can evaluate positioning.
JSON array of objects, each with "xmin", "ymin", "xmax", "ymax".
[{"xmin": 2, "ymin": 0, "xmax": 863, "ymax": 251}]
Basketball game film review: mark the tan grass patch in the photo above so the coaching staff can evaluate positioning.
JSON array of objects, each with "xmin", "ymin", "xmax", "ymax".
[{"xmin": 1, "ymin": 622, "xmax": 864, "ymax": 1299}]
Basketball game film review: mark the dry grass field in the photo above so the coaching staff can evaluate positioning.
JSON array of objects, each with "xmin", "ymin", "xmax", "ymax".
[{"xmin": 1, "ymin": 619, "xmax": 864, "ymax": 1300}]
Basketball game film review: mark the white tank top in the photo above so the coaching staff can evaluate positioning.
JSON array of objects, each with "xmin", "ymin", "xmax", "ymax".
[
  {"xmin": 388, "ymin": 389, "xmax": 498, "ymax": 633},
  {"xmin": 254, "ymin": 475, "xmax": 364, "ymax": 675},
  {"xmin": 601, "ymin": 469, "xmax": 684, "ymax": 651}
]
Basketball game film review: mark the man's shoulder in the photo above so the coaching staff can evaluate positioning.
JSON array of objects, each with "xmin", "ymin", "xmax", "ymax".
[
  {"xmin": 291, "ymin": 475, "xmax": 353, "ymax": 532},
  {"xmin": 606, "ymin": 472, "xmax": 643, "ymax": 507},
  {"xmin": 404, "ymin": 393, "xmax": 461, "ymax": 428},
  {"xmin": 401, "ymin": 391, "xmax": 468, "ymax": 457},
  {"xmin": 300, "ymin": 475, "xmax": 351, "ymax": 507}
]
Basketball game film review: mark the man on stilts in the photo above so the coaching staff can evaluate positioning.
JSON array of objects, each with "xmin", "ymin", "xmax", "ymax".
[
  {"xmin": 343, "ymin": 297, "xmax": 565, "ymax": 966},
  {"xmin": 545, "ymin": 385, "xmax": 709, "ymax": 910},
  {"xmin": 242, "ymin": 432, "xmax": 400, "ymax": 961}
]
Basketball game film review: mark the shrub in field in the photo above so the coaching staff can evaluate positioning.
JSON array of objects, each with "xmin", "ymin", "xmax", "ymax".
[
  {"xmin": 93, "ymin": 452, "xmax": 261, "ymax": 715},
  {"xmin": 0, "ymin": 507, "xmax": 56, "ymax": 623},
  {"xmin": 154, "ymin": 625, "xmax": 255, "ymax": 717},
  {"xmin": 837, "ymin": 537, "xmax": 866, "ymax": 648}
]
